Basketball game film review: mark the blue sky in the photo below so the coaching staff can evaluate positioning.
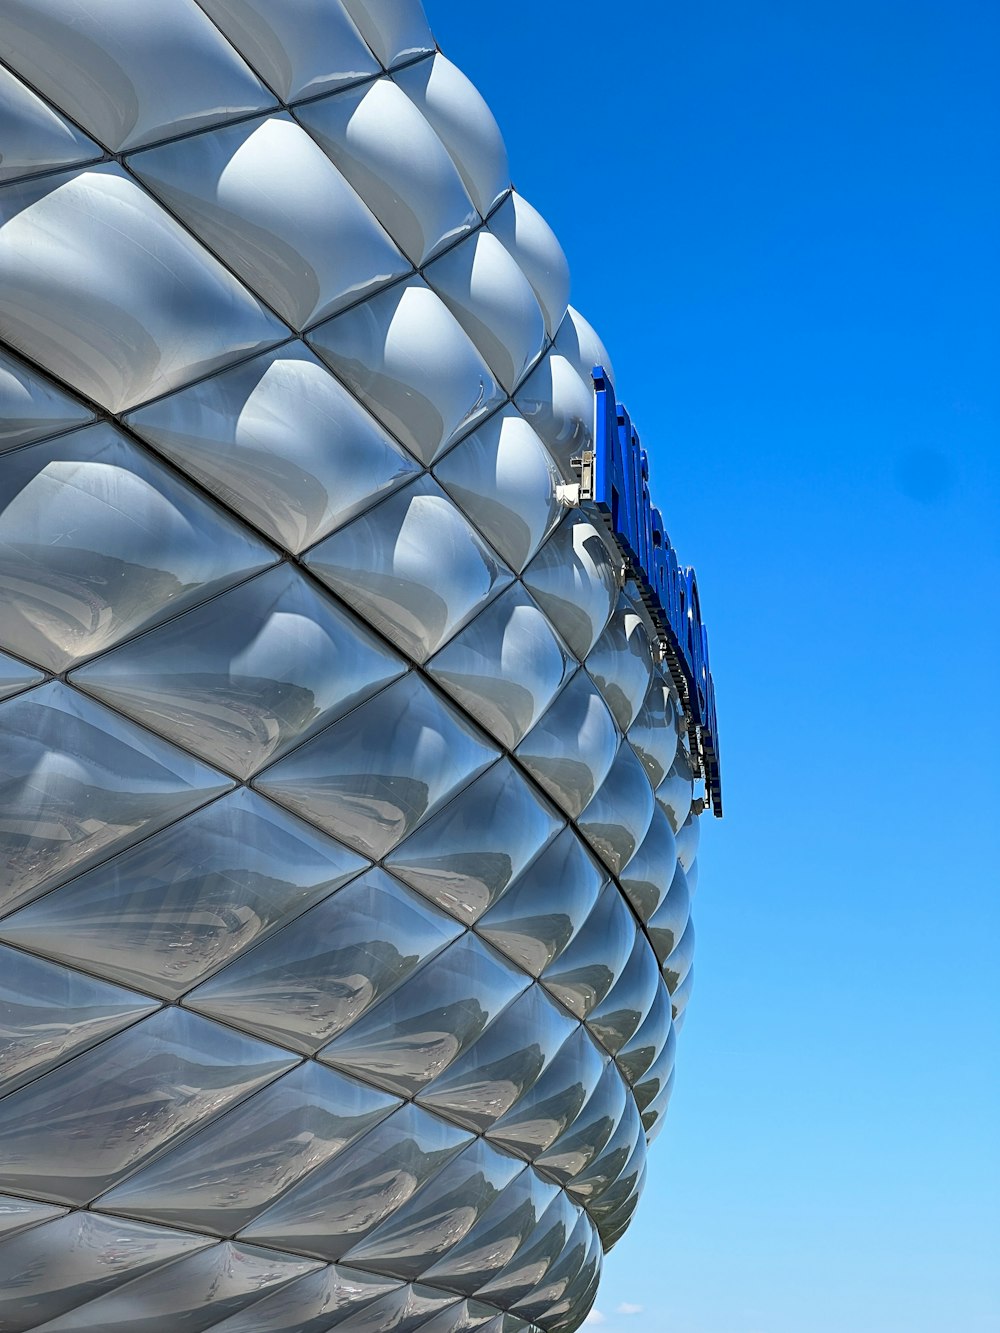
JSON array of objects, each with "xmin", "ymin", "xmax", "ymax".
[{"xmin": 427, "ymin": 3, "xmax": 999, "ymax": 1331}]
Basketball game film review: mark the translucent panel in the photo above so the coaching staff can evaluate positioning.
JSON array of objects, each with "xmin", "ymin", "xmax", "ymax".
[
  {"xmin": 0, "ymin": 347, "xmax": 92, "ymax": 453},
  {"xmin": 132, "ymin": 114, "xmax": 409, "ymax": 331},
  {"xmin": 669, "ymin": 965, "xmax": 695, "ymax": 1023},
  {"xmin": 487, "ymin": 193, "xmax": 569, "ymax": 338},
  {"xmin": 0, "ymin": 1194, "xmax": 66, "ymax": 1240},
  {"xmin": 37, "ymin": 1240, "xmax": 320, "ymax": 1332},
  {"xmin": 553, "ymin": 305, "xmax": 616, "ymax": 395},
  {"xmin": 239, "ymin": 1101, "xmax": 473, "ymax": 1261},
  {"xmin": 433, "ymin": 406, "xmax": 563, "ymax": 573},
  {"xmin": 595, "ymin": 1163, "xmax": 645, "ymax": 1248},
  {"xmin": 619, "ymin": 806, "xmax": 679, "ymax": 923},
  {"xmin": 577, "ymin": 742, "xmax": 655, "ymax": 879},
  {"xmin": 195, "ymin": 1265, "xmax": 402, "ymax": 1333},
  {"xmin": 195, "ymin": 0, "xmax": 380, "ymax": 102},
  {"xmin": 510, "ymin": 1209, "xmax": 592, "ymax": 1322},
  {"xmin": 676, "ymin": 811, "xmax": 701, "ymax": 872},
  {"xmin": 422, "ymin": 1169, "xmax": 559, "ymax": 1296},
  {"xmin": 540, "ymin": 885, "xmax": 635, "ymax": 1022},
  {"xmin": 521, "ymin": 513, "xmax": 620, "ymax": 661},
  {"xmin": 0, "ymin": 648, "xmax": 43, "ymax": 701},
  {"xmin": 384, "ymin": 760, "xmax": 563, "ymax": 924},
  {"xmin": 304, "ymin": 475, "xmax": 512, "ymax": 663},
  {"xmin": 255, "ymin": 674, "xmax": 498, "ymax": 859},
  {"xmin": 424, "ymin": 230, "xmax": 546, "ymax": 393},
  {"xmin": 1, "ymin": 3, "xmax": 273, "ymax": 143},
  {"xmin": 485, "ymin": 1025, "xmax": 607, "ymax": 1160},
  {"xmin": 662, "ymin": 918, "xmax": 696, "ymax": 996},
  {"xmin": 427, "ymin": 585, "xmax": 573, "ymax": 750},
  {"xmin": 0, "ymin": 788, "xmax": 367, "ymax": 1000},
  {"xmin": 565, "ymin": 1093, "xmax": 642, "ymax": 1210},
  {"xmin": 656, "ymin": 744, "xmax": 695, "ymax": 834},
  {"xmin": 330, "ymin": 1282, "xmax": 460, "ymax": 1333},
  {"xmin": 0, "ymin": 683, "xmax": 233, "ymax": 916},
  {"xmin": 584, "ymin": 596, "xmax": 654, "ymax": 733},
  {"xmin": 514, "ymin": 671, "xmax": 618, "ymax": 820},
  {"xmin": 72, "ymin": 564, "xmax": 405, "ymax": 780},
  {"xmin": 0, "ymin": 63, "xmax": 102, "ymax": 184},
  {"xmin": 627, "ymin": 678, "xmax": 681, "ymax": 789},
  {"xmin": 184, "ymin": 867, "xmax": 462, "ymax": 1054},
  {"xmin": 0, "ymin": 1211, "xmax": 212, "ymax": 1333},
  {"xmin": 687, "ymin": 856, "xmax": 700, "ymax": 897},
  {"xmin": 309, "ymin": 277, "xmax": 505, "ymax": 466},
  {"xmin": 616, "ymin": 984, "xmax": 672, "ymax": 1088},
  {"xmin": 126, "ymin": 345, "xmax": 419, "ymax": 555},
  {"xmin": 320, "ymin": 932, "xmax": 528, "ymax": 1096},
  {"xmin": 0, "ymin": 165, "xmax": 285, "ymax": 412},
  {"xmin": 586, "ymin": 934, "xmax": 660, "ymax": 1057},
  {"xmin": 642, "ymin": 1067, "xmax": 676, "ymax": 1142},
  {"xmin": 586, "ymin": 1127, "xmax": 645, "ymax": 1222},
  {"xmin": 415, "ymin": 1300, "xmax": 500, "ymax": 1333},
  {"xmin": 298, "ymin": 78, "xmax": 477, "ymax": 267},
  {"xmin": 96, "ymin": 1061, "xmax": 399, "ymax": 1234},
  {"xmin": 542, "ymin": 1230, "xmax": 602, "ymax": 1329},
  {"xmin": 513, "ymin": 351, "xmax": 594, "ymax": 483},
  {"xmin": 0, "ymin": 1007, "xmax": 296, "ymax": 1204},
  {"xmin": 417, "ymin": 984, "xmax": 577, "ymax": 1134},
  {"xmin": 476, "ymin": 1190, "xmax": 580, "ymax": 1307},
  {"xmin": 393, "ymin": 54, "xmax": 509, "ymax": 218},
  {"xmin": 339, "ymin": 0, "xmax": 435, "ymax": 68},
  {"xmin": 644, "ymin": 860, "xmax": 691, "ymax": 966},
  {"xmin": 476, "ymin": 826, "xmax": 606, "ymax": 979},
  {"xmin": 0, "ymin": 424, "xmax": 277, "ymax": 672},
  {"xmin": 630, "ymin": 1021, "xmax": 676, "ymax": 1114},
  {"xmin": 341, "ymin": 1136, "xmax": 524, "ymax": 1279},
  {"xmin": 0, "ymin": 946, "xmax": 158, "ymax": 1096},
  {"xmin": 534, "ymin": 1062, "xmax": 627, "ymax": 1186}
]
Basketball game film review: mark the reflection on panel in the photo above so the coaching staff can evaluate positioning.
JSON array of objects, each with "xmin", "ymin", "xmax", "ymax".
[
  {"xmin": 0, "ymin": 424, "xmax": 276, "ymax": 671},
  {"xmin": 71, "ymin": 563, "xmax": 405, "ymax": 780},
  {"xmin": 394, "ymin": 53, "xmax": 509, "ymax": 219},
  {"xmin": 515, "ymin": 671, "xmax": 619, "ymax": 820},
  {"xmin": 298, "ymin": 77, "xmax": 477, "ymax": 267},
  {"xmin": 132, "ymin": 113, "xmax": 409, "ymax": 330},
  {"xmin": 309, "ymin": 277, "xmax": 506, "ymax": 466},
  {"xmin": 0, "ymin": 166, "xmax": 285, "ymax": 412},
  {"xmin": 434, "ymin": 406, "xmax": 564, "ymax": 574},
  {"xmin": 255, "ymin": 673, "xmax": 499, "ymax": 859},
  {"xmin": 0, "ymin": 787, "xmax": 367, "ymax": 999},
  {"xmin": 305, "ymin": 474, "xmax": 513, "ymax": 663},
  {"xmin": 196, "ymin": 0, "xmax": 381, "ymax": 103},
  {"xmin": 0, "ymin": 1211, "xmax": 212, "ymax": 1333},
  {"xmin": 0, "ymin": 682, "xmax": 233, "ymax": 916},
  {"xmin": 0, "ymin": 946, "xmax": 158, "ymax": 1096},
  {"xmin": 127, "ymin": 343, "xmax": 420, "ymax": 555},
  {"xmin": 384, "ymin": 759, "xmax": 563, "ymax": 924},
  {"xmin": 184, "ymin": 867, "xmax": 463, "ymax": 1054},
  {"xmin": 0, "ymin": 346, "xmax": 91, "ymax": 453},
  {"xmin": 0, "ymin": 1006, "xmax": 296, "ymax": 1205},
  {"xmin": 428, "ymin": 584, "xmax": 574, "ymax": 750},
  {"xmin": 521, "ymin": 513, "xmax": 620, "ymax": 661},
  {"xmin": 0, "ymin": 0, "xmax": 275, "ymax": 152},
  {"xmin": 95, "ymin": 1061, "xmax": 400, "ymax": 1235},
  {"xmin": 320, "ymin": 932, "xmax": 528, "ymax": 1095},
  {"xmin": 425, "ymin": 229, "xmax": 547, "ymax": 394}
]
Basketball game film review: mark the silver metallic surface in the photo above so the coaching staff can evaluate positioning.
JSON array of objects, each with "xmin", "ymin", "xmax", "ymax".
[{"xmin": 0, "ymin": 4, "xmax": 708, "ymax": 1328}]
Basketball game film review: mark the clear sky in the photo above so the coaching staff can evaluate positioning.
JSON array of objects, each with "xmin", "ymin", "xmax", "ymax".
[{"xmin": 426, "ymin": 3, "xmax": 1000, "ymax": 1331}]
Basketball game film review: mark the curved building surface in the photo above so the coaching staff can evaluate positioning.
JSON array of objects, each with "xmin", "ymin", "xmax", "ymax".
[{"xmin": 0, "ymin": 3, "xmax": 709, "ymax": 1330}]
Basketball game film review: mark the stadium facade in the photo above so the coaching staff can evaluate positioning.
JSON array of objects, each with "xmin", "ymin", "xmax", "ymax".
[{"xmin": 0, "ymin": 3, "xmax": 720, "ymax": 1329}]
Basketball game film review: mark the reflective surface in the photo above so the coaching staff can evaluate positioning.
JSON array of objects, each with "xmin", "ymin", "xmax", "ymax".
[{"xmin": 0, "ymin": 4, "xmax": 708, "ymax": 1328}]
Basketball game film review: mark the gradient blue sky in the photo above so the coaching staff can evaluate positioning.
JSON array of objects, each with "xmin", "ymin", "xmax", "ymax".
[{"xmin": 427, "ymin": 3, "xmax": 999, "ymax": 1331}]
